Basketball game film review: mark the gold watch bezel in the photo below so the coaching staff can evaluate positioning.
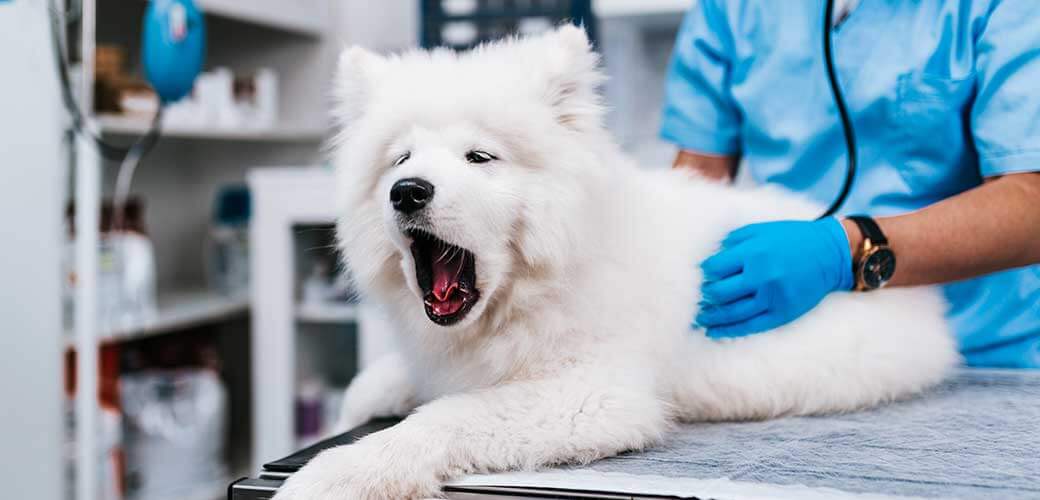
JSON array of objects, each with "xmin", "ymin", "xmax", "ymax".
[{"xmin": 855, "ymin": 237, "xmax": 894, "ymax": 291}]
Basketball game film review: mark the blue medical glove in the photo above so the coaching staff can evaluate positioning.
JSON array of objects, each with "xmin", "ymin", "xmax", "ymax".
[{"xmin": 694, "ymin": 218, "xmax": 854, "ymax": 339}]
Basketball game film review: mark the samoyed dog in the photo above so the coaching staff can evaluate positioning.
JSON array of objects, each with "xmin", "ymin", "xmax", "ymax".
[{"xmin": 273, "ymin": 26, "xmax": 957, "ymax": 500}]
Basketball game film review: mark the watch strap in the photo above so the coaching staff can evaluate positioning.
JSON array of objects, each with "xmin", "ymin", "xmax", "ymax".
[{"xmin": 847, "ymin": 215, "xmax": 888, "ymax": 245}]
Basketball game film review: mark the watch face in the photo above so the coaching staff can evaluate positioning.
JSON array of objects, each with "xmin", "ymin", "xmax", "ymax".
[{"xmin": 862, "ymin": 248, "xmax": 896, "ymax": 289}]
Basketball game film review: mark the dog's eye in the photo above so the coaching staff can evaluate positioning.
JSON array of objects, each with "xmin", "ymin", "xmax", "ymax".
[
  {"xmin": 465, "ymin": 150, "xmax": 497, "ymax": 164},
  {"xmin": 392, "ymin": 152, "xmax": 410, "ymax": 167}
]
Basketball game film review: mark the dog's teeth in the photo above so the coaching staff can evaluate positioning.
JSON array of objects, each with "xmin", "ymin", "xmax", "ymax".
[{"xmin": 437, "ymin": 245, "xmax": 452, "ymax": 262}]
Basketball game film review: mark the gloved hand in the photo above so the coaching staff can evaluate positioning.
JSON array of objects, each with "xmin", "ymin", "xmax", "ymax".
[{"xmin": 694, "ymin": 218, "xmax": 854, "ymax": 339}]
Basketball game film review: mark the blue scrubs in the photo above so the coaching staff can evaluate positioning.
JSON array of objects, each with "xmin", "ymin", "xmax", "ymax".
[{"xmin": 660, "ymin": 0, "xmax": 1040, "ymax": 368}]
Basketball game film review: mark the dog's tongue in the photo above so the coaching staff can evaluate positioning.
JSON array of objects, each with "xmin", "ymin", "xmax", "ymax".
[{"xmin": 430, "ymin": 253, "xmax": 465, "ymax": 310}]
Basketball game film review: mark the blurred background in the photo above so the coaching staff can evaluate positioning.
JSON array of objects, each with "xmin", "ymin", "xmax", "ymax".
[{"xmin": 0, "ymin": 1, "xmax": 688, "ymax": 499}]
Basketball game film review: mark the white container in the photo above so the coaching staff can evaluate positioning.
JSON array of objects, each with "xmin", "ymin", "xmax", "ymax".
[
  {"xmin": 63, "ymin": 232, "xmax": 159, "ymax": 335},
  {"xmin": 254, "ymin": 68, "xmax": 279, "ymax": 128},
  {"xmin": 121, "ymin": 370, "xmax": 228, "ymax": 500},
  {"xmin": 208, "ymin": 68, "xmax": 239, "ymax": 128},
  {"xmin": 207, "ymin": 225, "xmax": 250, "ymax": 296}
]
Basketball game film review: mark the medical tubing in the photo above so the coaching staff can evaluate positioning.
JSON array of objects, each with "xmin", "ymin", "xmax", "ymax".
[
  {"xmin": 112, "ymin": 106, "xmax": 163, "ymax": 233},
  {"xmin": 49, "ymin": 0, "xmax": 166, "ymax": 231},
  {"xmin": 819, "ymin": 0, "xmax": 858, "ymax": 219},
  {"xmin": 110, "ymin": 106, "xmax": 162, "ymax": 320},
  {"xmin": 48, "ymin": 0, "xmax": 134, "ymax": 162}
]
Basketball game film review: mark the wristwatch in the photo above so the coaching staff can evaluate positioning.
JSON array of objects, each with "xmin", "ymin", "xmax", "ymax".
[{"xmin": 846, "ymin": 215, "xmax": 896, "ymax": 291}]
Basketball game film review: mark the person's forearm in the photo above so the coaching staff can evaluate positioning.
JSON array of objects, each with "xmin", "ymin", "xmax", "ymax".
[
  {"xmin": 672, "ymin": 149, "xmax": 739, "ymax": 182},
  {"xmin": 841, "ymin": 172, "xmax": 1040, "ymax": 287}
]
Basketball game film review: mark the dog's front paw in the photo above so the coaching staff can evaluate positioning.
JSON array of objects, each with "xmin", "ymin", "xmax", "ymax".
[{"xmin": 271, "ymin": 439, "xmax": 442, "ymax": 500}]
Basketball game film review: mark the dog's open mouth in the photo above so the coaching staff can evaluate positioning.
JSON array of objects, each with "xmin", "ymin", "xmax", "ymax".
[{"xmin": 407, "ymin": 230, "xmax": 480, "ymax": 326}]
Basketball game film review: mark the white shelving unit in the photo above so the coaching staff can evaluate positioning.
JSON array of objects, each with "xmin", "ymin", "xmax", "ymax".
[
  {"xmin": 248, "ymin": 166, "xmax": 397, "ymax": 471},
  {"xmin": 249, "ymin": 166, "xmax": 365, "ymax": 471},
  {"xmin": 72, "ymin": 0, "xmax": 342, "ymax": 498}
]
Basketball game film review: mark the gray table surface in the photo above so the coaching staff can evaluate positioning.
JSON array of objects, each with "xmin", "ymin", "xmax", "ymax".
[{"xmin": 581, "ymin": 369, "xmax": 1040, "ymax": 499}]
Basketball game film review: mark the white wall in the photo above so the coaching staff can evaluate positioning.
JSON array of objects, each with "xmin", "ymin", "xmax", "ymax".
[
  {"xmin": 0, "ymin": 0, "xmax": 67, "ymax": 499},
  {"xmin": 333, "ymin": 0, "xmax": 418, "ymax": 52},
  {"xmin": 599, "ymin": 16, "xmax": 683, "ymax": 168}
]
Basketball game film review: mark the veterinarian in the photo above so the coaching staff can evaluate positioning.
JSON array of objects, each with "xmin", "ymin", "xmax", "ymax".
[{"xmin": 663, "ymin": 0, "xmax": 1040, "ymax": 367}]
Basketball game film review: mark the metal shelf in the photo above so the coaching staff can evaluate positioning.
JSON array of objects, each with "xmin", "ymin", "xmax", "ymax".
[
  {"xmin": 98, "ymin": 114, "xmax": 326, "ymax": 142},
  {"xmin": 296, "ymin": 302, "xmax": 360, "ymax": 323},
  {"xmin": 65, "ymin": 288, "xmax": 249, "ymax": 347}
]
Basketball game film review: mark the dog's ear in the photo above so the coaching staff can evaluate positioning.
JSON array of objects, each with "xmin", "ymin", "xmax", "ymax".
[
  {"xmin": 334, "ymin": 46, "xmax": 388, "ymax": 126},
  {"xmin": 535, "ymin": 25, "xmax": 605, "ymax": 131}
]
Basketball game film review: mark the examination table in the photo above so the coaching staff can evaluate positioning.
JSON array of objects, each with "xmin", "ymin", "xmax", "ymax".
[{"xmin": 230, "ymin": 369, "xmax": 1040, "ymax": 499}]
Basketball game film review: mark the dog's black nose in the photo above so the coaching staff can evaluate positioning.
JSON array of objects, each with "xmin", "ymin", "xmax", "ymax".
[{"xmin": 390, "ymin": 178, "xmax": 435, "ymax": 214}]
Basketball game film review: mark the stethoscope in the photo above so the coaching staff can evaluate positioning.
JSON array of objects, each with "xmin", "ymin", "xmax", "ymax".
[{"xmin": 819, "ymin": 0, "xmax": 857, "ymax": 219}]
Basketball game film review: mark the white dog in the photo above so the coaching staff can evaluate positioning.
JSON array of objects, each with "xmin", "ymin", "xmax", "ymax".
[{"xmin": 273, "ymin": 26, "xmax": 958, "ymax": 500}]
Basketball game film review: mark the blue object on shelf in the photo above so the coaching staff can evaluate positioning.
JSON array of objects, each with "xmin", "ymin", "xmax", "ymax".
[
  {"xmin": 419, "ymin": 0, "xmax": 596, "ymax": 49},
  {"xmin": 142, "ymin": 0, "xmax": 206, "ymax": 103},
  {"xmin": 213, "ymin": 185, "xmax": 251, "ymax": 227}
]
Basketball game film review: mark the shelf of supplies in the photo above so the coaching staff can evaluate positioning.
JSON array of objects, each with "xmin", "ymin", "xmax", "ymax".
[
  {"xmin": 97, "ymin": 114, "xmax": 327, "ymax": 142},
  {"xmin": 65, "ymin": 289, "xmax": 250, "ymax": 347},
  {"xmin": 593, "ymin": 0, "xmax": 687, "ymax": 18},
  {"xmin": 296, "ymin": 302, "xmax": 359, "ymax": 323}
]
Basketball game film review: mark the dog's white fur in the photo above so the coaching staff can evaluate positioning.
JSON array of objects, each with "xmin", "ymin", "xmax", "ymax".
[{"xmin": 273, "ymin": 26, "xmax": 958, "ymax": 500}]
